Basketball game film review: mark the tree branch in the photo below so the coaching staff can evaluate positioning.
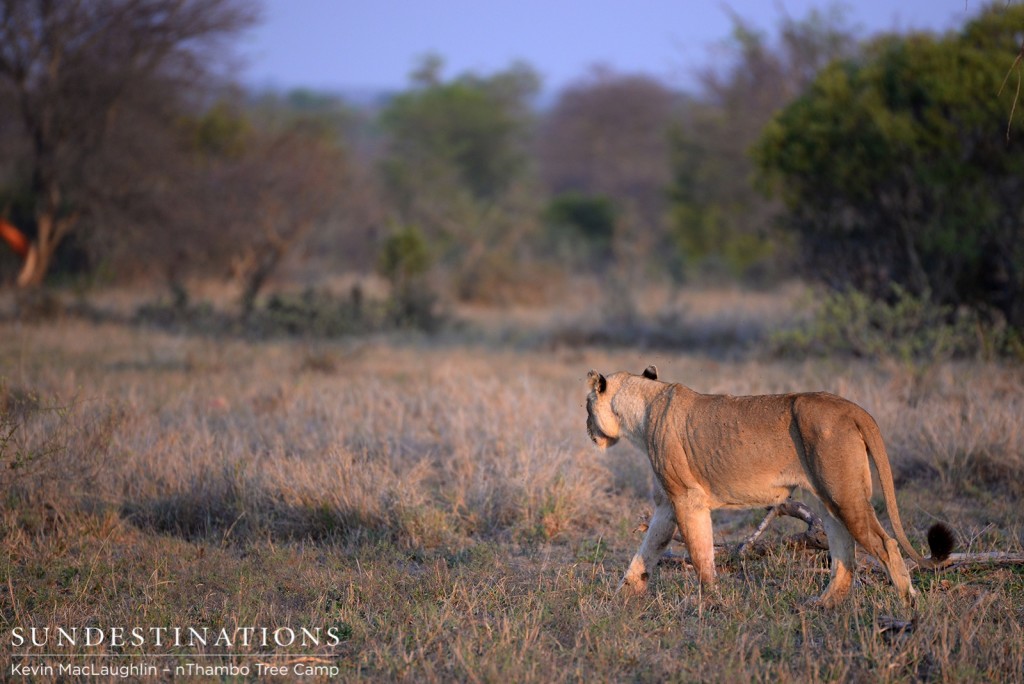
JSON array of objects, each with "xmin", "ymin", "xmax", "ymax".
[{"xmin": 998, "ymin": 38, "xmax": 1024, "ymax": 141}]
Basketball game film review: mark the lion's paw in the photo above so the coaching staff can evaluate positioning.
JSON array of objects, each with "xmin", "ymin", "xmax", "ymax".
[{"xmin": 617, "ymin": 571, "xmax": 650, "ymax": 596}]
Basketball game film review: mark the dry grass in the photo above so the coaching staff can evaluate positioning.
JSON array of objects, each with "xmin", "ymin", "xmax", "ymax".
[{"xmin": 1, "ymin": 298, "xmax": 1023, "ymax": 681}]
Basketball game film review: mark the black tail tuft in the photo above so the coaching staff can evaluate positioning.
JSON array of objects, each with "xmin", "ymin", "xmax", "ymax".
[{"xmin": 927, "ymin": 522, "xmax": 955, "ymax": 562}]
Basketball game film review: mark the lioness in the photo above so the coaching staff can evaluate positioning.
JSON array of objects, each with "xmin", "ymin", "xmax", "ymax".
[{"xmin": 585, "ymin": 365, "xmax": 953, "ymax": 607}]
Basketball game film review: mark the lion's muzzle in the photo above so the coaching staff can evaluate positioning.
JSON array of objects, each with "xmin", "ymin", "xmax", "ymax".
[{"xmin": 586, "ymin": 412, "xmax": 618, "ymax": 449}]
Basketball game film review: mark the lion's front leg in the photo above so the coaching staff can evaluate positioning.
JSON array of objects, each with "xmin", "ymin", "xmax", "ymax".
[{"xmin": 619, "ymin": 495, "xmax": 677, "ymax": 595}]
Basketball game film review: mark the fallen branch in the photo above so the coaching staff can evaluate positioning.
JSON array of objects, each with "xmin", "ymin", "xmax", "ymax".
[
  {"xmin": 635, "ymin": 500, "xmax": 1024, "ymax": 574},
  {"xmin": 924, "ymin": 552, "xmax": 1024, "ymax": 571},
  {"xmin": 633, "ymin": 497, "xmax": 829, "ymax": 565},
  {"xmin": 736, "ymin": 499, "xmax": 828, "ymax": 556}
]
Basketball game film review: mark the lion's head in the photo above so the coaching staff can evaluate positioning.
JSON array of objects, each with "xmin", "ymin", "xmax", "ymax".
[{"xmin": 586, "ymin": 365, "xmax": 658, "ymax": 449}]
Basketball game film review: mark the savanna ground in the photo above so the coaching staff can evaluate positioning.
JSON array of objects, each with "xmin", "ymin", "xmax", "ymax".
[{"xmin": 1, "ymin": 283, "xmax": 1023, "ymax": 682}]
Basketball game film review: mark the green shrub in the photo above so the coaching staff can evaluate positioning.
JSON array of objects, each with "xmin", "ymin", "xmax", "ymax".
[
  {"xmin": 377, "ymin": 225, "xmax": 431, "ymax": 287},
  {"xmin": 772, "ymin": 285, "xmax": 1021, "ymax": 360},
  {"xmin": 377, "ymin": 226, "xmax": 442, "ymax": 331},
  {"xmin": 544, "ymin": 192, "xmax": 616, "ymax": 263},
  {"xmin": 255, "ymin": 286, "xmax": 378, "ymax": 337}
]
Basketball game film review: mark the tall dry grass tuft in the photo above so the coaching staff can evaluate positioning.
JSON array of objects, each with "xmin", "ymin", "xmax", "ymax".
[{"xmin": 0, "ymin": 381, "xmax": 124, "ymax": 531}]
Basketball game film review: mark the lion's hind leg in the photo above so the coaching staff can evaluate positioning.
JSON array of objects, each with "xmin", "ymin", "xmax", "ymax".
[
  {"xmin": 838, "ymin": 508, "xmax": 916, "ymax": 606},
  {"xmin": 808, "ymin": 496, "xmax": 917, "ymax": 607},
  {"xmin": 807, "ymin": 497, "xmax": 857, "ymax": 608}
]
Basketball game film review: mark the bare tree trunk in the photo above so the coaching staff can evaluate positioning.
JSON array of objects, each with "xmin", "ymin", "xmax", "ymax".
[
  {"xmin": 235, "ymin": 220, "xmax": 313, "ymax": 319},
  {"xmin": 15, "ymin": 244, "xmax": 40, "ymax": 287},
  {"xmin": 0, "ymin": 218, "xmax": 41, "ymax": 288},
  {"xmin": 238, "ymin": 248, "xmax": 282, "ymax": 319},
  {"xmin": 16, "ymin": 210, "xmax": 79, "ymax": 288}
]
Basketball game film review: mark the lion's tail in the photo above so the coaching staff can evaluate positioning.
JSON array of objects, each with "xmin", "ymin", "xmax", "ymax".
[{"xmin": 858, "ymin": 415, "xmax": 954, "ymax": 569}]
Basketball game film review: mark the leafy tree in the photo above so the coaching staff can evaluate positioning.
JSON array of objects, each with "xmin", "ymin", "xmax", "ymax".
[
  {"xmin": 0, "ymin": 0, "xmax": 257, "ymax": 288},
  {"xmin": 381, "ymin": 57, "xmax": 538, "ymax": 212},
  {"xmin": 378, "ymin": 57, "xmax": 542, "ymax": 302},
  {"xmin": 668, "ymin": 6, "xmax": 856, "ymax": 280},
  {"xmin": 756, "ymin": 3, "xmax": 1024, "ymax": 326},
  {"xmin": 538, "ymin": 70, "xmax": 678, "ymax": 270}
]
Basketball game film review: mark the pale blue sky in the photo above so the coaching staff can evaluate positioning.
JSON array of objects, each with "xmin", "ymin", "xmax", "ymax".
[{"xmin": 240, "ymin": 1, "xmax": 974, "ymax": 93}]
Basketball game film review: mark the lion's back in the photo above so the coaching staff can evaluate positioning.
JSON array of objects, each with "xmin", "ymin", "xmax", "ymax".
[{"xmin": 790, "ymin": 391, "xmax": 878, "ymax": 435}]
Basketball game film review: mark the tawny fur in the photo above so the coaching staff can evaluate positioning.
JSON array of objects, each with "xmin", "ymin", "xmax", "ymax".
[{"xmin": 586, "ymin": 367, "xmax": 953, "ymax": 607}]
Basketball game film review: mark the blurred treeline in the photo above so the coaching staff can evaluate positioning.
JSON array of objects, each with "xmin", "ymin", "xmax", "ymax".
[{"xmin": 0, "ymin": 1, "xmax": 1021, "ymax": 340}]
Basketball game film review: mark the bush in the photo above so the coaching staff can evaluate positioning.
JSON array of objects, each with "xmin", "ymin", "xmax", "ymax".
[
  {"xmin": 772, "ymin": 285, "xmax": 1022, "ymax": 361},
  {"xmin": 454, "ymin": 252, "xmax": 563, "ymax": 306},
  {"xmin": 377, "ymin": 226, "xmax": 443, "ymax": 330},
  {"xmin": 254, "ymin": 287, "xmax": 379, "ymax": 336},
  {"xmin": 543, "ymin": 192, "xmax": 616, "ymax": 266},
  {"xmin": 136, "ymin": 283, "xmax": 445, "ymax": 338},
  {"xmin": 377, "ymin": 225, "xmax": 431, "ymax": 287}
]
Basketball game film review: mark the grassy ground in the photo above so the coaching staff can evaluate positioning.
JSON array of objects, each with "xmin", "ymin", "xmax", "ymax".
[{"xmin": 1, "ymin": 297, "xmax": 1023, "ymax": 681}]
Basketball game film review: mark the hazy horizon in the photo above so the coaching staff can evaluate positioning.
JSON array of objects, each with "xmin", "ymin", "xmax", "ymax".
[{"xmin": 240, "ymin": 1, "xmax": 971, "ymax": 95}]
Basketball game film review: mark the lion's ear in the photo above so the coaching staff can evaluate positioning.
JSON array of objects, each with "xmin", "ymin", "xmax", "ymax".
[
  {"xmin": 642, "ymin": 365, "xmax": 658, "ymax": 380},
  {"xmin": 587, "ymin": 370, "xmax": 607, "ymax": 394}
]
